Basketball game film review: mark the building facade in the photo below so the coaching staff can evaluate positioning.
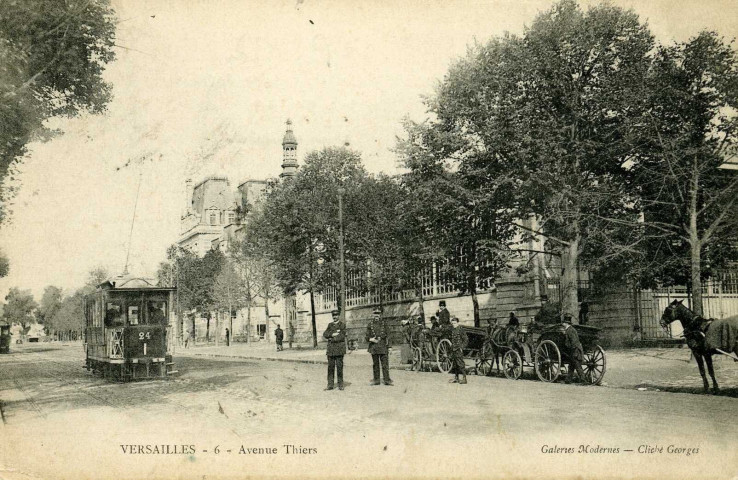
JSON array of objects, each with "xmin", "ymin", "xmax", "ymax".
[{"xmin": 176, "ymin": 121, "xmax": 298, "ymax": 343}]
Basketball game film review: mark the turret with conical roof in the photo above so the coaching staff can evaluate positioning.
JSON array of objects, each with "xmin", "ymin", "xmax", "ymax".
[{"xmin": 280, "ymin": 119, "xmax": 298, "ymax": 178}]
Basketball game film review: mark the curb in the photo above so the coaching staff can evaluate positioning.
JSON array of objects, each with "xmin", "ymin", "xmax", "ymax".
[{"xmin": 183, "ymin": 352, "xmax": 409, "ymax": 371}]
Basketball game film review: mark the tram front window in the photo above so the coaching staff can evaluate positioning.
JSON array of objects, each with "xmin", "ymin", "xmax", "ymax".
[
  {"xmin": 147, "ymin": 301, "xmax": 167, "ymax": 325},
  {"xmin": 128, "ymin": 305, "xmax": 140, "ymax": 326},
  {"xmin": 105, "ymin": 303, "xmax": 123, "ymax": 327}
]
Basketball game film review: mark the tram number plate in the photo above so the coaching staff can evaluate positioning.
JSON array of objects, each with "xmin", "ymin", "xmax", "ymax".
[{"xmin": 138, "ymin": 332, "xmax": 151, "ymax": 340}]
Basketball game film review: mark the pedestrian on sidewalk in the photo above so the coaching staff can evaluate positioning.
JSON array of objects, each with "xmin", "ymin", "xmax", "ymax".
[
  {"xmin": 366, "ymin": 307, "xmax": 393, "ymax": 386},
  {"xmin": 225, "ymin": 328, "xmax": 230, "ymax": 347},
  {"xmin": 184, "ymin": 328, "xmax": 190, "ymax": 349},
  {"xmin": 449, "ymin": 317, "xmax": 468, "ymax": 384},
  {"xmin": 275, "ymin": 325, "xmax": 284, "ymax": 351},
  {"xmin": 323, "ymin": 310, "xmax": 345, "ymax": 390}
]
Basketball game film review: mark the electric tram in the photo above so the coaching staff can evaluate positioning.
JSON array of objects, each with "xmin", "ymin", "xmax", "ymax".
[{"xmin": 84, "ymin": 274, "xmax": 177, "ymax": 380}]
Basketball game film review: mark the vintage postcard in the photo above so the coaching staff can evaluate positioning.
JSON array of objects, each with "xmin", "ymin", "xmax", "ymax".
[{"xmin": 1, "ymin": 1, "xmax": 737, "ymax": 479}]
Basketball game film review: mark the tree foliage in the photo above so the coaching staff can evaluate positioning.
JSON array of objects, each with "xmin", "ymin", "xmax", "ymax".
[
  {"xmin": 399, "ymin": 0, "xmax": 655, "ymax": 319},
  {"xmin": 38, "ymin": 285, "xmax": 62, "ymax": 324},
  {"xmin": 0, "ymin": 0, "xmax": 117, "ymax": 224},
  {"xmin": 2, "ymin": 286, "xmax": 38, "ymax": 330},
  {"xmin": 629, "ymin": 31, "xmax": 738, "ymax": 314}
]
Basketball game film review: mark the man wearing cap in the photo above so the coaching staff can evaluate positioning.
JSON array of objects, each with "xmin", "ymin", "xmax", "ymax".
[
  {"xmin": 562, "ymin": 315, "xmax": 586, "ymax": 384},
  {"xmin": 449, "ymin": 317, "xmax": 468, "ymax": 384},
  {"xmin": 274, "ymin": 324, "xmax": 284, "ymax": 351},
  {"xmin": 366, "ymin": 307, "xmax": 393, "ymax": 386},
  {"xmin": 322, "ymin": 310, "xmax": 346, "ymax": 390}
]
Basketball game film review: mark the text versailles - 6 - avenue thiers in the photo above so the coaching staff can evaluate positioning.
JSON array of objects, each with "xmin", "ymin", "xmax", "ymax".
[{"xmin": 119, "ymin": 444, "xmax": 318, "ymax": 455}]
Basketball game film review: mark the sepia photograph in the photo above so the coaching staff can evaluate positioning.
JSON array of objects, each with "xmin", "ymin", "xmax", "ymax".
[{"xmin": 0, "ymin": 0, "xmax": 737, "ymax": 479}]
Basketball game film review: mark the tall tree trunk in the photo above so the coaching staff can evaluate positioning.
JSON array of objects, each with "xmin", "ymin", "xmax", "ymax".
[
  {"xmin": 264, "ymin": 290, "xmax": 270, "ymax": 344},
  {"xmin": 309, "ymin": 288, "xmax": 317, "ymax": 348},
  {"xmin": 561, "ymin": 233, "xmax": 581, "ymax": 323},
  {"xmin": 246, "ymin": 302, "xmax": 252, "ymax": 344},
  {"xmin": 206, "ymin": 316, "xmax": 210, "ymax": 342},
  {"xmin": 415, "ymin": 284, "xmax": 426, "ymax": 324},
  {"xmin": 471, "ymin": 286, "xmax": 480, "ymax": 327},
  {"xmin": 689, "ymin": 167, "xmax": 704, "ymax": 316},
  {"xmin": 215, "ymin": 311, "xmax": 220, "ymax": 347}
]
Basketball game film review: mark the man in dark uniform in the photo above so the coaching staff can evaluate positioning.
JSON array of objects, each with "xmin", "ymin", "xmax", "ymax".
[
  {"xmin": 437, "ymin": 301, "xmax": 451, "ymax": 327},
  {"xmin": 449, "ymin": 317, "xmax": 468, "ymax": 384},
  {"xmin": 225, "ymin": 327, "xmax": 230, "ymax": 347},
  {"xmin": 366, "ymin": 307, "xmax": 392, "ymax": 386},
  {"xmin": 562, "ymin": 315, "xmax": 586, "ymax": 384},
  {"xmin": 506, "ymin": 311, "xmax": 520, "ymax": 344},
  {"xmin": 322, "ymin": 311, "xmax": 346, "ymax": 390},
  {"xmin": 275, "ymin": 324, "xmax": 284, "ymax": 351}
]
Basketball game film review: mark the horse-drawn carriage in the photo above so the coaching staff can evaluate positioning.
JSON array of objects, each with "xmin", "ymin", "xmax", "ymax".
[
  {"xmin": 407, "ymin": 318, "xmax": 606, "ymax": 385},
  {"xmin": 409, "ymin": 324, "xmax": 486, "ymax": 373},
  {"xmin": 476, "ymin": 321, "xmax": 607, "ymax": 384}
]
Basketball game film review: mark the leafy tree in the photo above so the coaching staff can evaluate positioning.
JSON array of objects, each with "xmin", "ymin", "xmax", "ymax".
[
  {"xmin": 196, "ymin": 249, "xmax": 226, "ymax": 340},
  {"xmin": 38, "ymin": 285, "xmax": 63, "ymax": 326},
  {"xmin": 2, "ymin": 287, "xmax": 38, "ymax": 332},
  {"xmin": 49, "ymin": 291, "xmax": 85, "ymax": 337},
  {"xmin": 350, "ymin": 174, "xmax": 407, "ymax": 309},
  {"xmin": 0, "ymin": 0, "xmax": 117, "ymax": 224},
  {"xmin": 212, "ymin": 258, "xmax": 248, "ymax": 344},
  {"xmin": 247, "ymin": 146, "xmax": 367, "ymax": 346},
  {"xmin": 401, "ymin": 0, "xmax": 654, "ymax": 320},
  {"xmin": 0, "ymin": 248, "xmax": 8, "ymax": 277},
  {"xmin": 629, "ymin": 31, "xmax": 738, "ymax": 315},
  {"xmin": 85, "ymin": 266, "xmax": 110, "ymax": 292}
]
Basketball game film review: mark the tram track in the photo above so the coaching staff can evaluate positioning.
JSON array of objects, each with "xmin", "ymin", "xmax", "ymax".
[{"xmin": 0, "ymin": 350, "xmax": 134, "ymax": 421}]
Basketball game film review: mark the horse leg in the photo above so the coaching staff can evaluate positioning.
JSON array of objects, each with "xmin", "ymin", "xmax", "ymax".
[
  {"xmin": 704, "ymin": 354, "xmax": 720, "ymax": 393},
  {"xmin": 694, "ymin": 352, "xmax": 709, "ymax": 393}
]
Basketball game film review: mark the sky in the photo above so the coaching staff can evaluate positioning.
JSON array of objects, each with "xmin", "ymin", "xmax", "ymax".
[{"xmin": 1, "ymin": 0, "xmax": 737, "ymax": 300}]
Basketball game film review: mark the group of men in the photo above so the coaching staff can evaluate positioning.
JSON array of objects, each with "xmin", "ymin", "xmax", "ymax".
[
  {"xmin": 320, "ymin": 298, "xmax": 588, "ymax": 390},
  {"xmin": 322, "ymin": 307, "xmax": 394, "ymax": 391},
  {"xmin": 322, "ymin": 300, "xmax": 476, "ymax": 390}
]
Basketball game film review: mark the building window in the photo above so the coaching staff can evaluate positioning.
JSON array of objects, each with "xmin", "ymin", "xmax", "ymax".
[
  {"xmin": 228, "ymin": 212, "xmax": 235, "ymax": 224},
  {"xmin": 209, "ymin": 212, "xmax": 217, "ymax": 225}
]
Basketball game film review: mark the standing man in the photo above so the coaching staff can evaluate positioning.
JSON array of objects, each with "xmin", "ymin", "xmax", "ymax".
[
  {"xmin": 225, "ymin": 327, "xmax": 230, "ymax": 347},
  {"xmin": 562, "ymin": 315, "xmax": 586, "ymax": 384},
  {"xmin": 322, "ymin": 310, "xmax": 346, "ymax": 390},
  {"xmin": 275, "ymin": 324, "xmax": 284, "ymax": 352},
  {"xmin": 366, "ymin": 307, "xmax": 393, "ymax": 386},
  {"xmin": 449, "ymin": 317, "xmax": 468, "ymax": 384},
  {"xmin": 506, "ymin": 311, "xmax": 520, "ymax": 344},
  {"xmin": 437, "ymin": 301, "xmax": 451, "ymax": 328}
]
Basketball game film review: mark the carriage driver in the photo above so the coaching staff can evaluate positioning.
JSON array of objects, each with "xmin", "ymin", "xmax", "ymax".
[
  {"xmin": 449, "ymin": 317, "xmax": 468, "ymax": 384},
  {"xmin": 562, "ymin": 315, "xmax": 586, "ymax": 384}
]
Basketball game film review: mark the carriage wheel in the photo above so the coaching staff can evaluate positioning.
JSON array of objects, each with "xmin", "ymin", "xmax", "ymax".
[
  {"xmin": 411, "ymin": 347, "xmax": 423, "ymax": 372},
  {"xmin": 582, "ymin": 345, "xmax": 606, "ymax": 385},
  {"xmin": 503, "ymin": 350, "xmax": 523, "ymax": 380},
  {"xmin": 534, "ymin": 340, "xmax": 561, "ymax": 383},
  {"xmin": 436, "ymin": 339, "xmax": 453, "ymax": 374},
  {"xmin": 476, "ymin": 346, "xmax": 493, "ymax": 376}
]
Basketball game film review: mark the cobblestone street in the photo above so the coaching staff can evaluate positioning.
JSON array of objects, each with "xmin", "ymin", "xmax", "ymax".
[{"xmin": 1, "ymin": 343, "xmax": 736, "ymax": 479}]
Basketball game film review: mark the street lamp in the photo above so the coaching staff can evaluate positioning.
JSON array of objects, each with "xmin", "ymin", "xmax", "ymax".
[{"xmin": 337, "ymin": 187, "xmax": 346, "ymax": 322}]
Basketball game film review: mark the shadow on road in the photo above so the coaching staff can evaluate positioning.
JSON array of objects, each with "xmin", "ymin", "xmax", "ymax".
[{"xmin": 633, "ymin": 383, "xmax": 738, "ymax": 397}]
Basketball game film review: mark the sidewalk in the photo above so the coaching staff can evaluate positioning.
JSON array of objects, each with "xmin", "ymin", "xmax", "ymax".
[
  {"xmin": 177, "ymin": 341, "xmax": 389, "ymax": 367},
  {"xmin": 176, "ymin": 342, "xmax": 738, "ymax": 393}
]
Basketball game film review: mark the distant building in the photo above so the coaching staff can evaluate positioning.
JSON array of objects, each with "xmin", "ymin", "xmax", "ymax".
[
  {"xmin": 178, "ymin": 120, "xmax": 297, "ymax": 257},
  {"xmin": 176, "ymin": 120, "xmax": 298, "ymax": 343}
]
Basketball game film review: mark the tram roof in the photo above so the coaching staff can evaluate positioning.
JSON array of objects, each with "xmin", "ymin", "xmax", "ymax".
[{"xmin": 96, "ymin": 273, "xmax": 175, "ymax": 292}]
